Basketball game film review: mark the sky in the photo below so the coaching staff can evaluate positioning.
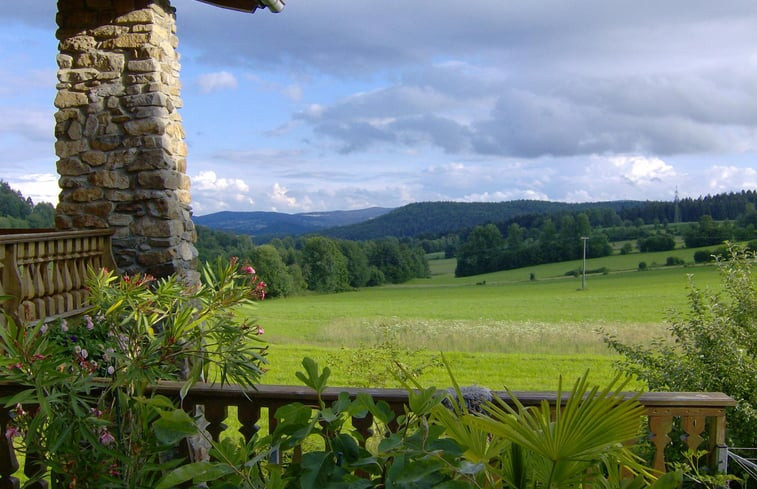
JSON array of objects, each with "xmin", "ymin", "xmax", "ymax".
[{"xmin": 2, "ymin": 1, "xmax": 757, "ymax": 216}]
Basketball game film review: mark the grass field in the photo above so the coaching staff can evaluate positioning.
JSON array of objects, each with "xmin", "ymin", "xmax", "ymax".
[{"xmin": 248, "ymin": 247, "xmax": 723, "ymax": 391}]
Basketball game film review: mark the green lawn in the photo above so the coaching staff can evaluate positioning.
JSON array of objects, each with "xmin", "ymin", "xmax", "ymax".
[{"xmin": 248, "ymin": 248, "xmax": 722, "ymax": 390}]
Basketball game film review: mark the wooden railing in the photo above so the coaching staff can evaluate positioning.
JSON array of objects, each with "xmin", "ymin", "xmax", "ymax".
[
  {"xmin": 0, "ymin": 229, "xmax": 116, "ymax": 324},
  {"xmin": 0, "ymin": 382, "xmax": 736, "ymax": 486}
]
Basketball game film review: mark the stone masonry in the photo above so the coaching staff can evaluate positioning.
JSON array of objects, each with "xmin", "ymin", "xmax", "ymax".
[{"xmin": 55, "ymin": 0, "xmax": 198, "ymax": 283}]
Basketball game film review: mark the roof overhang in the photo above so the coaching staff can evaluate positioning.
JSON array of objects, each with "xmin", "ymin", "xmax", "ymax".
[{"xmin": 195, "ymin": 0, "xmax": 284, "ymax": 13}]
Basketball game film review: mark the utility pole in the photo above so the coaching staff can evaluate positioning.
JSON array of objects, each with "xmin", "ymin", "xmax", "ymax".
[{"xmin": 581, "ymin": 236, "xmax": 589, "ymax": 290}]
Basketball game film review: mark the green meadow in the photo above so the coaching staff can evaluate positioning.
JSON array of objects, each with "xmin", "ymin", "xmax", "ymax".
[{"xmin": 250, "ymin": 247, "xmax": 722, "ymax": 391}]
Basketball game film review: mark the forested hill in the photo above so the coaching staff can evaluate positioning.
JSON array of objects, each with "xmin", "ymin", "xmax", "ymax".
[
  {"xmin": 321, "ymin": 200, "xmax": 645, "ymax": 240},
  {"xmin": 194, "ymin": 207, "xmax": 392, "ymax": 238}
]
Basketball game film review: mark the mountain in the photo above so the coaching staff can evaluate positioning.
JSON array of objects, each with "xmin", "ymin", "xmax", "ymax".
[
  {"xmin": 195, "ymin": 200, "xmax": 648, "ymax": 241},
  {"xmin": 193, "ymin": 207, "xmax": 393, "ymax": 237},
  {"xmin": 320, "ymin": 200, "xmax": 646, "ymax": 240}
]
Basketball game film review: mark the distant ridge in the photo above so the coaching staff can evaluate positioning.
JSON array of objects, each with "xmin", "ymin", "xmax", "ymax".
[
  {"xmin": 194, "ymin": 200, "xmax": 647, "ymax": 240},
  {"xmin": 194, "ymin": 207, "xmax": 393, "ymax": 237}
]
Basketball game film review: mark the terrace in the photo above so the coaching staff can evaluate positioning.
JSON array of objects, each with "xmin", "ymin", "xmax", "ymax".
[
  {"xmin": 0, "ymin": 0, "xmax": 740, "ymax": 486},
  {"xmin": 0, "ymin": 229, "xmax": 739, "ymax": 486}
]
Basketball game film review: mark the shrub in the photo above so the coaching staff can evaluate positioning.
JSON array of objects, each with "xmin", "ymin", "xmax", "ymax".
[
  {"xmin": 638, "ymin": 261, "xmax": 648, "ymax": 271},
  {"xmin": 0, "ymin": 258, "xmax": 268, "ymax": 487},
  {"xmin": 665, "ymin": 256, "xmax": 685, "ymax": 266},
  {"xmin": 604, "ymin": 244, "xmax": 757, "ymax": 447}
]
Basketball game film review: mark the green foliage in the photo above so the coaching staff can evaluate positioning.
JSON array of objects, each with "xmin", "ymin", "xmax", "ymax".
[
  {"xmin": 638, "ymin": 261, "xmax": 648, "ymax": 271},
  {"xmin": 326, "ymin": 322, "xmax": 441, "ymax": 388},
  {"xmin": 0, "ymin": 180, "xmax": 55, "ymax": 228},
  {"xmin": 302, "ymin": 236, "xmax": 351, "ymax": 293},
  {"xmin": 157, "ymin": 359, "xmax": 672, "ymax": 489},
  {"xmin": 604, "ymin": 243, "xmax": 757, "ymax": 447},
  {"xmin": 665, "ymin": 256, "xmax": 685, "ymax": 266},
  {"xmin": 638, "ymin": 234, "xmax": 676, "ymax": 252},
  {"xmin": 0, "ymin": 258, "xmax": 268, "ymax": 486}
]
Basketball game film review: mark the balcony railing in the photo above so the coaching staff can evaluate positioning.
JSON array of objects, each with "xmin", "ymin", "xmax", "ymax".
[
  {"xmin": 0, "ymin": 229, "xmax": 116, "ymax": 324},
  {"xmin": 0, "ymin": 381, "xmax": 736, "ymax": 487}
]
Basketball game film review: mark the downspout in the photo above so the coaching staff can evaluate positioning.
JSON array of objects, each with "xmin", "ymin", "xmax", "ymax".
[{"xmin": 260, "ymin": 0, "xmax": 285, "ymax": 13}]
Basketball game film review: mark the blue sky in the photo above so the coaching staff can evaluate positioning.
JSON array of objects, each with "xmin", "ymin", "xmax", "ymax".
[{"xmin": 2, "ymin": 1, "xmax": 757, "ymax": 215}]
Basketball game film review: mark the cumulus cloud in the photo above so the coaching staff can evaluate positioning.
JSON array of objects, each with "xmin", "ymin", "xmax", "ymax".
[
  {"xmin": 609, "ymin": 156, "xmax": 677, "ymax": 185},
  {"xmin": 192, "ymin": 170, "xmax": 249, "ymax": 192},
  {"xmin": 196, "ymin": 71, "xmax": 238, "ymax": 93}
]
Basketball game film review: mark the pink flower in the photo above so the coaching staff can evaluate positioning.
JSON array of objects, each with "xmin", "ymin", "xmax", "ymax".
[
  {"xmin": 256, "ymin": 326, "xmax": 265, "ymax": 335},
  {"xmin": 99, "ymin": 430, "xmax": 116, "ymax": 446},
  {"xmin": 245, "ymin": 266, "xmax": 256, "ymax": 275},
  {"xmin": 61, "ymin": 320, "xmax": 68, "ymax": 332},
  {"xmin": 85, "ymin": 315, "xmax": 94, "ymax": 330},
  {"xmin": 5, "ymin": 426, "xmax": 20, "ymax": 440},
  {"xmin": 107, "ymin": 366, "xmax": 115, "ymax": 375}
]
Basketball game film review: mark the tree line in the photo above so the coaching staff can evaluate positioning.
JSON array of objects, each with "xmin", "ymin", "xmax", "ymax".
[
  {"xmin": 453, "ymin": 202, "xmax": 757, "ymax": 277},
  {"xmin": 0, "ymin": 180, "xmax": 55, "ymax": 228},
  {"xmin": 197, "ymin": 226, "xmax": 430, "ymax": 297}
]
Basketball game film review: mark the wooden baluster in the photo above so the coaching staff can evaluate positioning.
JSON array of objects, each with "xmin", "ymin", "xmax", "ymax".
[
  {"xmin": 59, "ymin": 238, "xmax": 73, "ymax": 314},
  {"xmin": 18, "ymin": 243, "xmax": 36, "ymax": 322},
  {"xmin": 41, "ymin": 241, "xmax": 54, "ymax": 318},
  {"xmin": 708, "ymin": 410, "xmax": 729, "ymax": 474},
  {"xmin": 177, "ymin": 401, "xmax": 196, "ymax": 489},
  {"xmin": 72, "ymin": 238, "xmax": 85, "ymax": 310},
  {"xmin": 352, "ymin": 413, "xmax": 374, "ymax": 447},
  {"xmin": 682, "ymin": 414, "xmax": 706, "ymax": 452},
  {"xmin": 0, "ymin": 407, "xmax": 20, "ymax": 489},
  {"xmin": 238, "ymin": 403, "xmax": 261, "ymax": 443},
  {"xmin": 268, "ymin": 403, "xmax": 283, "ymax": 464},
  {"xmin": 51, "ymin": 239, "xmax": 65, "ymax": 317},
  {"xmin": 204, "ymin": 403, "xmax": 228, "ymax": 445},
  {"xmin": 648, "ymin": 415, "xmax": 673, "ymax": 472},
  {"xmin": 31, "ymin": 242, "xmax": 46, "ymax": 321}
]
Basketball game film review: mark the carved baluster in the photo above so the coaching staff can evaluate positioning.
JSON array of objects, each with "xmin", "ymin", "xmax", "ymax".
[
  {"xmin": 62, "ymin": 238, "xmax": 74, "ymax": 312},
  {"xmin": 238, "ymin": 403, "xmax": 261, "ymax": 443},
  {"xmin": 41, "ymin": 241, "xmax": 55, "ymax": 317},
  {"xmin": 708, "ymin": 410, "xmax": 728, "ymax": 473},
  {"xmin": 204, "ymin": 403, "xmax": 228, "ymax": 444},
  {"xmin": 31, "ymin": 242, "xmax": 46, "ymax": 321},
  {"xmin": 51, "ymin": 239, "xmax": 65, "ymax": 316},
  {"xmin": 268, "ymin": 403, "xmax": 283, "ymax": 464},
  {"xmin": 72, "ymin": 238, "xmax": 85, "ymax": 310},
  {"xmin": 352, "ymin": 413, "xmax": 374, "ymax": 447},
  {"xmin": 0, "ymin": 408, "xmax": 20, "ymax": 489},
  {"xmin": 682, "ymin": 415, "xmax": 706, "ymax": 452},
  {"xmin": 17, "ymin": 243, "xmax": 36, "ymax": 322},
  {"xmin": 648, "ymin": 415, "xmax": 673, "ymax": 472}
]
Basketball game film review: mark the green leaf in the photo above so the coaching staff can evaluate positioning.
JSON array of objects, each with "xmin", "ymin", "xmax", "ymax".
[
  {"xmin": 152, "ymin": 408, "xmax": 198, "ymax": 444},
  {"xmin": 155, "ymin": 461, "xmax": 235, "ymax": 489}
]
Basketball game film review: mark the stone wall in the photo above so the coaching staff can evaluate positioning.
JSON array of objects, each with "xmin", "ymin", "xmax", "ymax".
[{"xmin": 55, "ymin": 0, "xmax": 198, "ymax": 283}]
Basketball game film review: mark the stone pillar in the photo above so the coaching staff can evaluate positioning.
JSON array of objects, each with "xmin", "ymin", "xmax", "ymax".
[{"xmin": 55, "ymin": 0, "xmax": 198, "ymax": 283}]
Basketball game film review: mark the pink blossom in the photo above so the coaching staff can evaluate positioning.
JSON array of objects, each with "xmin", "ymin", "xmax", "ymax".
[
  {"xmin": 85, "ymin": 315, "xmax": 94, "ymax": 330},
  {"xmin": 99, "ymin": 430, "xmax": 116, "ymax": 446},
  {"xmin": 107, "ymin": 366, "xmax": 115, "ymax": 375},
  {"xmin": 245, "ymin": 266, "xmax": 256, "ymax": 275},
  {"xmin": 5, "ymin": 426, "xmax": 20, "ymax": 440},
  {"xmin": 256, "ymin": 326, "xmax": 265, "ymax": 335}
]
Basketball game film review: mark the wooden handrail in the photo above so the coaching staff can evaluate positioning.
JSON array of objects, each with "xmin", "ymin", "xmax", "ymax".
[
  {"xmin": 0, "ymin": 381, "xmax": 736, "ymax": 486},
  {"xmin": 0, "ymin": 229, "xmax": 116, "ymax": 324}
]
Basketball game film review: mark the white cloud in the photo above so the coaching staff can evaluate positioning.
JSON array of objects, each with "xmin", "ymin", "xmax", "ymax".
[
  {"xmin": 191, "ymin": 170, "xmax": 249, "ymax": 192},
  {"xmin": 706, "ymin": 165, "xmax": 757, "ymax": 193},
  {"xmin": 196, "ymin": 71, "xmax": 237, "ymax": 93},
  {"xmin": 5, "ymin": 173, "xmax": 59, "ymax": 205},
  {"xmin": 608, "ymin": 156, "xmax": 677, "ymax": 185},
  {"xmin": 269, "ymin": 183, "xmax": 299, "ymax": 211}
]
